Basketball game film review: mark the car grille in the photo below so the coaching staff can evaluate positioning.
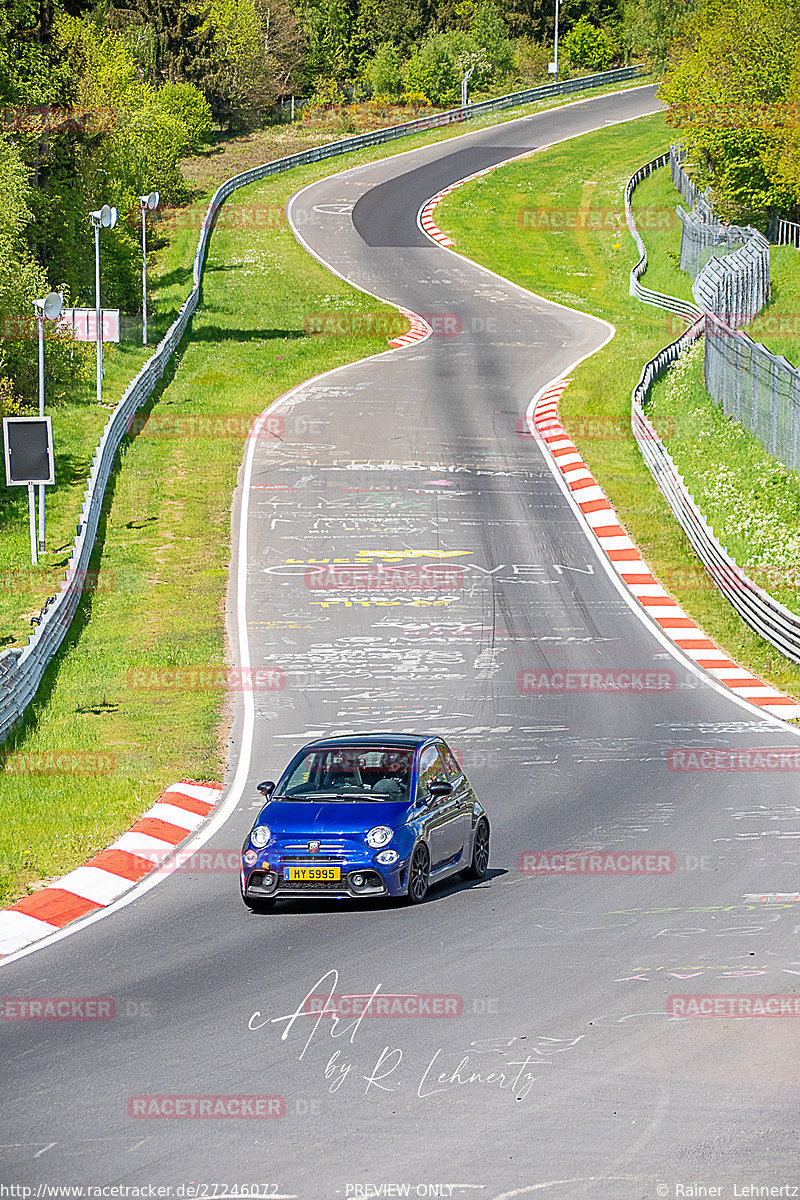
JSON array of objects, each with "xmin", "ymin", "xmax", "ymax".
[
  {"xmin": 279, "ymin": 878, "xmax": 345, "ymax": 892},
  {"xmin": 280, "ymin": 855, "xmax": 345, "ymax": 863}
]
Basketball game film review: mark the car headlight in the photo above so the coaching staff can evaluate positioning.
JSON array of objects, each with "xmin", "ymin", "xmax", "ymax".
[
  {"xmin": 250, "ymin": 825, "xmax": 271, "ymax": 849},
  {"xmin": 366, "ymin": 825, "xmax": 393, "ymax": 849},
  {"xmin": 376, "ymin": 850, "xmax": 399, "ymax": 865}
]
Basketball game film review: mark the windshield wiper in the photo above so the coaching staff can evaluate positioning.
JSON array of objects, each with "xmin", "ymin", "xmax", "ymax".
[{"xmin": 278, "ymin": 790, "xmax": 364, "ymax": 801}]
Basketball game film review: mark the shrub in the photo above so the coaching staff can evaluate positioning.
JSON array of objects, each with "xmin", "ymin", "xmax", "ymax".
[
  {"xmin": 364, "ymin": 42, "xmax": 403, "ymax": 97},
  {"xmin": 561, "ymin": 17, "xmax": 619, "ymax": 71}
]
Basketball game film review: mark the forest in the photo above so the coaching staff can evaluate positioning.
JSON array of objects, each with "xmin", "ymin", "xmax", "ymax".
[{"xmin": 1, "ymin": 0, "xmax": 798, "ymax": 410}]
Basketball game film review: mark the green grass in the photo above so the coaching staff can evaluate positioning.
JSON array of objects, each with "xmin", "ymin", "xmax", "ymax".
[
  {"xmin": 630, "ymin": 166, "xmax": 695, "ymax": 305},
  {"xmin": 0, "ymin": 173, "xmax": 401, "ymax": 905},
  {"xmin": 745, "ymin": 245, "xmax": 800, "ymax": 366},
  {"xmin": 435, "ymin": 111, "xmax": 800, "ymax": 704},
  {"xmin": 0, "ymin": 79, "xmax": 654, "ymax": 907},
  {"xmin": 0, "ymin": 223, "xmax": 210, "ymax": 651},
  {"xmin": 647, "ymin": 342, "xmax": 800, "ymax": 616}
]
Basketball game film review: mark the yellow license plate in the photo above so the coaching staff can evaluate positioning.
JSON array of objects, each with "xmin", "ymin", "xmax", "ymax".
[{"xmin": 284, "ymin": 866, "xmax": 341, "ymax": 881}]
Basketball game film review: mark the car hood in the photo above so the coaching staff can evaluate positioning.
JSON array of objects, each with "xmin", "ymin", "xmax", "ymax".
[{"xmin": 259, "ymin": 799, "xmax": 410, "ymax": 835}]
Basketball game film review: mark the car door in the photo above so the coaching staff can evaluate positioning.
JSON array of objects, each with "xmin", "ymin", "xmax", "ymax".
[
  {"xmin": 416, "ymin": 744, "xmax": 461, "ymax": 868},
  {"xmin": 438, "ymin": 741, "xmax": 472, "ymax": 864}
]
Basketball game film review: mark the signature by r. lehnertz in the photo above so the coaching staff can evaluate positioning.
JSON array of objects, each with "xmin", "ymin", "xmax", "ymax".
[{"xmin": 248, "ymin": 969, "xmax": 582, "ymax": 1101}]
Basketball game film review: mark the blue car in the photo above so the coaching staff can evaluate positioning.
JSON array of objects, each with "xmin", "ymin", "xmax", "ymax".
[{"xmin": 240, "ymin": 734, "xmax": 490, "ymax": 910}]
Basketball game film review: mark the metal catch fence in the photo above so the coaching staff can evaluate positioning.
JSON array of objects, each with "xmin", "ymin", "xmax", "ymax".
[
  {"xmin": 628, "ymin": 152, "xmax": 800, "ymax": 662},
  {"xmin": 703, "ymin": 313, "xmax": 800, "ymax": 469}
]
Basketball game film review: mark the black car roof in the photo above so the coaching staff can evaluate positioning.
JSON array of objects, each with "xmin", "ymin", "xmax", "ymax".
[{"xmin": 301, "ymin": 734, "xmax": 435, "ymax": 751}]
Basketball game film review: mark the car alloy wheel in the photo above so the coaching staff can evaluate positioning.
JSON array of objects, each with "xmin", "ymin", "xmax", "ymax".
[
  {"xmin": 407, "ymin": 843, "xmax": 430, "ymax": 904},
  {"xmin": 462, "ymin": 819, "xmax": 490, "ymax": 880}
]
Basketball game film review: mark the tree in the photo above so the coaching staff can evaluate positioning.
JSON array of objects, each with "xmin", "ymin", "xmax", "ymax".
[
  {"xmin": 621, "ymin": 0, "xmax": 696, "ymax": 68},
  {"xmin": 560, "ymin": 15, "xmax": 619, "ymax": 69},
  {"xmin": 364, "ymin": 41, "xmax": 403, "ymax": 96},
  {"xmin": 291, "ymin": 0, "xmax": 353, "ymax": 84},
  {"xmin": 404, "ymin": 31, "xmax": 477, "ymax": 104},
  {"xmin": 109, "ymin": 0, "xmax": 217, "ymax": 90},
  {"xmin": 403, "ymin": 11, "xmax": 512, "ymax": 105},
  {"xmin": 468, "ymin": 1, "xmax": 514, "ymax": 80},
  {"xmin": 350, "ymin": 0, "xmax": 428, "ymax": 66},
  {"xmin": 0, "ymin": 131, "xmax": 88, "ymax": 406},
  {"xmin": 498, "ymin": 0, "xmax": 561, "ymax": 42},
  {"xmin": 660, "ymin": 0, "xmax": 800, "ymax": 224},
  {"xmin": 259, "ymin": 0, "xmax": 304, "ymax": 97}
]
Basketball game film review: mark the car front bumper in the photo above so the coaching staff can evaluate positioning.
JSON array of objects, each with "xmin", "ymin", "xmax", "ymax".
[{"xmin": 241, "ymin": 854, "xmax": 410, "ymax": 900}]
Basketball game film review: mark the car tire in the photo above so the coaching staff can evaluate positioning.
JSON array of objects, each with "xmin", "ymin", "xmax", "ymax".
[
  {"xmin": 406, "ymin": 843, "xmax": 430, "ymax": 904},
  {"xmin": 462, "ymin": 819, "xmax": 490, "ymax": 880}
]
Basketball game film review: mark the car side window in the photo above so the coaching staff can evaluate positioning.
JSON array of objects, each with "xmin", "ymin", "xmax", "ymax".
[{"xmin": 416, "ymin": 745, "xmax": 448, "ymax": 803}]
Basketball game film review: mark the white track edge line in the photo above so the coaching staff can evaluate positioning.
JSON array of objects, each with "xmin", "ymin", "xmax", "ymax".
[
  {"xmin": 409, "ymin": 118, "xmax": 800, "ymax": 733},
  {"xmin": 0, "ymin": 84, "xmax": 665, "ymax": 969}
]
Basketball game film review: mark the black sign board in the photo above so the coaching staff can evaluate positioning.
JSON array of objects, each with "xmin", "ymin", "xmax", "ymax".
[{"xmin": 3, "ymin": 417, "xmax": 55, "ymax": 486}]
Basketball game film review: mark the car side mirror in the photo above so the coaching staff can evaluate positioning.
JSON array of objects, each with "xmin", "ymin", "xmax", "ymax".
[
  {"xmin": 428, "ymin": 780, "xmax": 452, "ymax": 799},
  {"xmin": 257, "ymin": 780, "xmax": 275, "ymax": 797}
]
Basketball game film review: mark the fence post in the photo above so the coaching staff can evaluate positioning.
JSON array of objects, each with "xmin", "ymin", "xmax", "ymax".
[
  {"xmin": 733, "ymin": 333, "xmax": 741, "ymax": 420},
  {"xmin": 792, "ymin": 371, "xmax": 799, "ymax": 471}
]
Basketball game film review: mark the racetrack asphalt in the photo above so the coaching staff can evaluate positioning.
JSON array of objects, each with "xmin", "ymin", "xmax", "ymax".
[{"xmin": 2, "ymin": 85, "xmax": 798, "ymax": 1197}]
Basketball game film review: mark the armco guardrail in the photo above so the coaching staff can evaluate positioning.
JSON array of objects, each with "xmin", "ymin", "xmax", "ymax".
[
  {"xmin": 627, "ymin": 158, "xmax": 800, "ymax": 664},
  {"xmin": 625, "ymin": 153, "xmax": 702, "ymax": 324},
  {"xmin": 0, "ymin": 65, "xmax": 648, "ymax": 745}
]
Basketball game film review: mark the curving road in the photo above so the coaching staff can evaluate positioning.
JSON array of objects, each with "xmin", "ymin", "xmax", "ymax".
[{"xmin": 2, "ymin": 86, "xmax": 799, "ymax": 1198}]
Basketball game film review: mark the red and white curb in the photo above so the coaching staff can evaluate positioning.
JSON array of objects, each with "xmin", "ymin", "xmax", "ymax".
[
  {"xmin": 0, "ymin": 780, "xmax": 223, "ymax": 958},
  {"xmin": 418, "ymin": 163, "xmax": 502, "ymax": 248},
  {"xmin": 388, "ymin": 306, "xmax": 431, "ymax": 348},
  {"xmin": 533, "ymin": 381, "xmax": 800, "ymax": 720}
]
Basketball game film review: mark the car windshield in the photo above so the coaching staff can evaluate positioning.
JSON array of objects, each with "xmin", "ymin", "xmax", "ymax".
[{"xmin": 276, "ymin": 747, "xmax": 414, "ymax": 802}]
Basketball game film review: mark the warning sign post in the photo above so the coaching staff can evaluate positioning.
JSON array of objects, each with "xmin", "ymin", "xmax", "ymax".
[{"xmin": 3, "ymin": 416, "xmax": 55, "ymax": 564}]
